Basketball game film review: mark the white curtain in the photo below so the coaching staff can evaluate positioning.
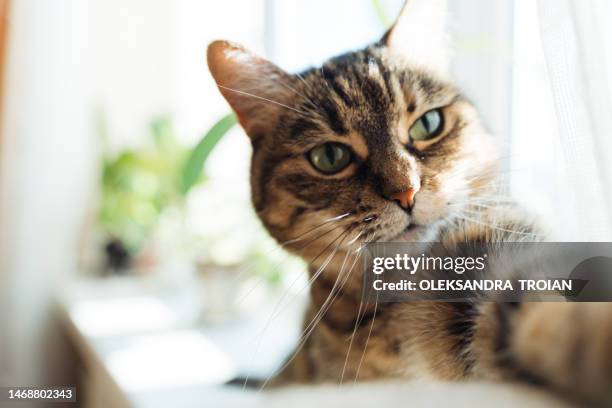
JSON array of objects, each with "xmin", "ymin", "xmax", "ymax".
[{"xmin": 537, "ymin": 0, "xmax": 612, "ymax": 240}]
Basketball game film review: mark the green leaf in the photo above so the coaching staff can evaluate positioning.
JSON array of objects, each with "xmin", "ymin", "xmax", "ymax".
[
  {"xmin": 181, "ymin": 113, "xmax": 237, "ymax": 195},
  {"xmin": 372, "ymin": 0, "xmax": 392, "ymax": 28},
  {"xmin": 150, "ymin": 117, "xmax": 176, "ymax": 152}
]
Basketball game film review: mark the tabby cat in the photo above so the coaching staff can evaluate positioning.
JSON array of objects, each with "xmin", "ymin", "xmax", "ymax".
[{"xmin": 207, "ymin": 0, "xmax": 612, "ymax": 404}]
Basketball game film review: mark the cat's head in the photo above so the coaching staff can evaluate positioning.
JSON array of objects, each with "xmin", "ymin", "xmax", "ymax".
[{"xmin": 207, "ymin": 0, "xmax": 498, "ymax": 261}]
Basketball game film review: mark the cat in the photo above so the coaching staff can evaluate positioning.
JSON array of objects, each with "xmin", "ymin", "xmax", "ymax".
[{"xmin": 207, "ymin": 0, "xmax": 612, "ymax": 404}]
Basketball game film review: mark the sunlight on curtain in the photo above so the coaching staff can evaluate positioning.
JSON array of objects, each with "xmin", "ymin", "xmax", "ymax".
[
  {"xmin": 536, "ymin": 0, "xmax": 612, "ymax": 240},
  {"xmin": 511, "ymin": 0, "xmax": 569, "ymax": 238}
]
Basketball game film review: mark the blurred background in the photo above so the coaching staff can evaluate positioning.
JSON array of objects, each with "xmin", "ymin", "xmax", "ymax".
[{"xmin": 0, "ymin": 0, "xmax": 611, "ymax": 406}]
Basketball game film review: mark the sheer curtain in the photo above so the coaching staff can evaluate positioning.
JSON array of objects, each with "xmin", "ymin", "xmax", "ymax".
[{"xmin": 537, "ymin": 0, "xmax": 612, "ymax": 240}]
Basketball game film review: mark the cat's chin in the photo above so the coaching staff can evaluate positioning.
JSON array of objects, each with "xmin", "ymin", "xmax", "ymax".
[{"xmin": 390, "ymin": 223, "xmax": 438, "ymax": 242}]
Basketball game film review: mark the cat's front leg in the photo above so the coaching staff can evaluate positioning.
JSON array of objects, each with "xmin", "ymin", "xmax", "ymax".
[{"xmin": 474, "ymin": 302, "xmax": 612, "ymax": 404}]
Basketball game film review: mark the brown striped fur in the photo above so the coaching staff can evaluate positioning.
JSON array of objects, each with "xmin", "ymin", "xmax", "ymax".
[{"xmin": 207, "ymin": 0, "xmax": 612, "ymax": 404}]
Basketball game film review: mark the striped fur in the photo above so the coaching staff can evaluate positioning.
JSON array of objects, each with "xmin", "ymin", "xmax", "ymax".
[{"xmin": 208, "ymin": 1, "xmax": 612, "ymax": 404}]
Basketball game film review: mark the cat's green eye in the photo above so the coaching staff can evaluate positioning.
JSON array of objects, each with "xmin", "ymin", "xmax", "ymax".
[
  {"xmin": 409, "ymin": 109, "xmax": 443, "ymax": 141},
  {"xmin": 308, "ymin": 143, "xmax": 352, "ymax": 174}
]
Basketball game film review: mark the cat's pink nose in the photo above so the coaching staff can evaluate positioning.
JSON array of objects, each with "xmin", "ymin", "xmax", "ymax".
[{"xmin": 391, "ymin": 188, "xmax": 416, "ymax": 211}]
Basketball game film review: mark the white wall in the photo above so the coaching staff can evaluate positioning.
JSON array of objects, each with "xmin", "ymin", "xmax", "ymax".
[{"xmin": 0, "ymin": 0, "xmax": 96, "ymax": 386}]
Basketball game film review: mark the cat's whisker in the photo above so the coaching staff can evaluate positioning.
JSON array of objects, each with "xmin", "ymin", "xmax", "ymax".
[
  {"xmin": 237, "ymin": 210, "xmax": 351, "ymax": 307},
  {"xmin": 301, "ymin": 243, "xmax": 355, "ymax": 333},
  {"xmin": 339, "ymin": 297, "xmax": 365, "ymax": 384},
  {"xmin": 449, "ymin": 186, "xmax": 511, "ymax": 195},
  {"xmin": 451, "ymin": 196, "xmax": 520, "ymax": 205},
  {"xmin": 241, "ymin": 225, "xmax": 346, "ymax": 332},
  {"xmin": 355, "ymin": 244, "xmax": 369, "ymax": 254},
  {"xmin": 454, "ymin": 212, "xmax": 542, "ymax": 237},
  {"xmin": 308, "ymin": 226, "xmax": 352, "ymax": 267},
  {"xmin": 258, "ymin": 265, "xmax": 355, "ymax": 392},
  {"xmin": 448, "ymin": 201, "xmax": 504, "ymax": 210},
  {"xmin": 345, "ymin": 230, "xmax": 365, "ymax": 246},
  {"xmin": 234, "ymin": 224, "xmax": 351, "ymax": 311},
  {"xmin": 275, "ymin": 76, "xmax": 320, "ymax": 112},
  {"xmin": 443, "ymin": 166, "xmax": 531, "ymax": 186},
  {"xmin": 234, "ymin": 218, "xmax": 350, "ymax": 307},
  {"xmin": 339, "ymin": 231, "xmax": 377, "ymax": 384},
  {"xmin": 291, "ymin": 242, "xmax": 357, "ymax": 355},
  {"xmin": 280, "ymin": 211, "xmax": 352, "ymax": 247},
  {"xmin": 440, "ymin": 155, "xmax": 526, "ymax": 180},
  {"xmin": 217, "ymin": 84, "xmax": 311, "ymax": 116},
  {"xmin": 238, "ymin": 223, "xmax": 353, "ymax": 389},
  {"xmin": 257, "ymin": 227, "xmax": 357, "ymax": 391},
  {"xmin": 449, "ymin": 190, "xmax": 517, "ymax": 200},
  {"xmin": 233, "ymin": 247, "xmax": 292, "ymax": 307},
  {"xmin": 273, "ymin": 245, "xmax": 362, "ymax": 388},
  {"xmin": 353, "ymin": 291, "xmax": 379, "ymax": 384},
  {"xmin": 264, "ymin": 223, "xmax": 350, "ymax": 311}
]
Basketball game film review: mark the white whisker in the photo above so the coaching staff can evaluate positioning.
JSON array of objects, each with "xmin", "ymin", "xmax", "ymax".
[
  {"xmin": 353, "ymin": 292, "xmax": 379, "ymax": 384},
  {"xmin": 217, "ymin": 84, "xmax": 309, "ymax": 115},
  {"xmin": 257, "ymin": 228, "xmax": 357, "ymax": 391}
]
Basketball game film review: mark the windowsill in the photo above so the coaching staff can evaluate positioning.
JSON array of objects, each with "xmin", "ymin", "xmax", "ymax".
[
  {"xmin": 57, "ymin": 277, "xmax": 572, "ymax": 408},
  {"xmin": 57, "ymin": 276, "xmax": 305, "ymax": 407}
]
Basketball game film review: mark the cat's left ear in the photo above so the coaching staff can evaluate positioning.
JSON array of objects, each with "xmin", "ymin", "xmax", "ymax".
[
  {"xmin": 207, "ymin": 40, "xmax": 293, "ymax": 139},
  {"xmin": 381, "ymin": 0, "xmax": 450, "ymax": 76}
]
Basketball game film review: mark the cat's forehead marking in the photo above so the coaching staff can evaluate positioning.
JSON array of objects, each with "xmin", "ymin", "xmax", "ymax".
[
  {"xmin": 306, "ymin": 52, "xmax": 398, "ymax": 156},
  {"xmin": 293, "ymin": 48, "xmax": 459, "ymax": 161},
  {"xmin": 367, "ymin": 57, "xmax": 382, "ymax": 79}
]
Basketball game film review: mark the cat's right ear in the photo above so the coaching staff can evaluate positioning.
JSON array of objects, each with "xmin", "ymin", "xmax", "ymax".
[{"xmin": 207, "ymin": 40, "xmax": 292, "ymax": 139}]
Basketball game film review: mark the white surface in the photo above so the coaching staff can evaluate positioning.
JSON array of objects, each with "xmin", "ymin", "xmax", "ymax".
[
  {"xmin": 61, "ymin": 277, "xmax": 305, "ymax": 406},
  {"xmin": 60, "ymin": 277, "xmax": 574, "ymax": 408},
  {"xmin": 261, "ymin": 382, "xmax": 573, "ymax": 408}
]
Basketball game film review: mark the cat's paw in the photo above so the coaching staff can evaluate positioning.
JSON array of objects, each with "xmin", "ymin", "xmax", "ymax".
[{"xmin": 513, "ymin": 303, "xmax": 612, "ymax": 404}]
